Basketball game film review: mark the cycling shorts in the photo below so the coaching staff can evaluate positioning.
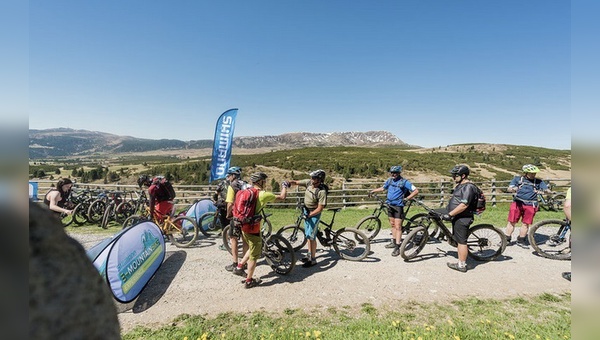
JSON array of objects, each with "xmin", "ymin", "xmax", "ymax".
[
  {"xmin": 242, "ymin": 232, "xmax": 262, "ymax": 261},
  {"xmin": 452, "ymin": 216, "xmax": 474, "ymax": 245},
  {"xmin": 508, "ymin": 201, "xmax": 538, "ymax": 225},
  {"xmin": 304, "ymin": 214, "xmax": 321, "ymax": 241},
  {"xmin": 387, "ymin": 205, "xmax": 406, "ymax": 220}
]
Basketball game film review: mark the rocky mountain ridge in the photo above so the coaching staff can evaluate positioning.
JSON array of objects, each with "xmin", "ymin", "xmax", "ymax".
[{"xmin": 29, "ymin": 128, "xmax": 409, "ymax": 158}]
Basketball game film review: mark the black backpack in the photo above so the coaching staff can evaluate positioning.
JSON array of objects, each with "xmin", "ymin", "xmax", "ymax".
[{"xmin": 154, "ymin": 178, "xmax": 176, "ymax": 201}]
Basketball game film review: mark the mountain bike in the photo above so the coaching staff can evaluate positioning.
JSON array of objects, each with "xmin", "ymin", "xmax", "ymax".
[
  {"xmin": 277, "ymin": 201, "xmax": 371, "ymax": 261},
  {"xmin": 122, "ymin": 208, "xmax": 199, "ymax": 248},
  {"xmin": 537, "ymin": 191, "xmax": 567, "ymax": 212},
  {"xmin": 528, "ymin": 218, "xmax": 571, "ymax": 260},
  {"xmin": 115, "ymin": 189, "xmax": 149, "ymax": 222},
  {"xmin": 354, "ymin": 194, "xmax": 438, "ymax": 241},
  {"xmin": 400, "ymin": 200, "xmax": 506, "ymax": 261},
  {"xmin": 197, "ymin": 201, "xmax": 226, "ymax": 233},
  {"xmin": 222, "ymin": 210, "xmax": 295, "ymax": 275}
]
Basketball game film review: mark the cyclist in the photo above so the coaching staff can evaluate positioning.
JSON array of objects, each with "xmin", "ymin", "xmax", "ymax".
[
  {"xmin": 369, "ymin": 165, "xmax": 419, "ymax": 257},
  {"xmin": 504, "ymin": 164, "xmax": 552, "ymax": 248},
  {"xmin": 287, "ymin": 169, "xmax": 328, "ymax": 268},
  {"xmin": 562, "ymin": 186, "xmax": 571, "ymax": 281},
  {"xmin": 442, "ymin": 164, "xmax": 480, "ymax": 273},
  {"xmin": 232, "ymin": 172, "xmax": 289, "ymax": 288},
  {"xmin": 137, "ymin": 174, "xmax": 175, "ymax": 221},
  {"xmin": 219, "ymin": 166, "xmax": 251, "ymax": 272},
  {"xmin": 43, "ymin": 178, "xmax": 75, "ymax": 218}
]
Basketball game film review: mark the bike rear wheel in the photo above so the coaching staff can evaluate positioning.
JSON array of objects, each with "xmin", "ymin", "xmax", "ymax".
[
  {"xmin": 549, "ymin": 194, "xmax": 566, "ymax": 212},
  {"xmin": 100, "ymin": 204, "xmax": 113, "ymax": 229},
  {"xmin": 354, "ymin": 216, "xmax": 381, "ymax": 241},
  {"xmin": 87, "ymin": 200, "xmax": 106, "ymax": 224},
  {"xmin": 167, "ymin": 215, "xmax": 198, "ymax": 248},
  {"xmin": 332, "ymin": 228, "xmax": 370, "ymax": 261},
  {"xmin": 399, "ymin": 226, "xmax": 429, "ymax": 260},
  {"xmin": 263, "ymin": 234, "xmax": 296, "ymax": 275},
  {"xmin": 115, "ymin": 201, "xmax": 134, "ymax": 223},
  {"xmin": 466, "ymin": 224, "xmax": 506, "ymax": 261},
  {"xmin": 528, "ymin": 219, "xmax": 571, "ymax": 260},
  {"xmin": 276, "ymin": 225, "xmax": 307, "ymax": 251},
  {"xmin": 71, "ymin": 203, "xmax": 88, "ymax": 226}
]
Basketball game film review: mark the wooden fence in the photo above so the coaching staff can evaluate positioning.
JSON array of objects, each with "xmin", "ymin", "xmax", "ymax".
[{"xmin": 30, "ymin": 178, "xmax": 571, "ymax": 209}]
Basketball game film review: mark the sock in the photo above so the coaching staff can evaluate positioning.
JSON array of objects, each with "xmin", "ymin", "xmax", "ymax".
[
  {"xmin": 237, "ymin": 263, "xmax": 243, "ymax": 270},
  {"xmin": 246, "ymin": 278, "xmax": 252, "ymax": 283},
  {"xmin": 458, "ymin": 261, "xmax": 466, "ymax": 268}
]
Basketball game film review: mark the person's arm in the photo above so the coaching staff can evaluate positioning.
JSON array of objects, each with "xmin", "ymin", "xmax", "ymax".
[
  {"xmin": 309, "ymin": 204, "xmax": 325, "ymax": 218},
  {"xmin": 369, "ymin": 187, "xmax": 385, "ymax": 195},
  {"xmin": 274, "ymin": 183, "xmax": 288, "ymax": 200},
  {"xmin": 405, "ymin": 188, "xmax": 419, "ymax": 201},
  {"xmin": 48, "ymin": 191, "xmax": 72, "ymax": 215}
]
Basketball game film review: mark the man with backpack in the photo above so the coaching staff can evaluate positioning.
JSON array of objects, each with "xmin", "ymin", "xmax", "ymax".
[
  {"xmin": 286, "ymin": 169, "xmax": 329, "ymax": 268},
  {"xmin": 442, "ymin": 164, "xmax": 480, "ymax": 273},
  {"xmin": 504, "ymin": 164, "xmax": 552, "ymax": 248},
  {"xmin": 231, "ymin": 172, "xmax": 289, "ymax": 288},
  {"xmin": 137, "ymin": 174, "xmax": 176, "ymax": 221},
  {"xmin": 219, "ymin": 167, "xmax": 251, "ymax": 272},
  {"xmin": 369, "ymin": 165, "xmax": 420, "ymax": 257}
]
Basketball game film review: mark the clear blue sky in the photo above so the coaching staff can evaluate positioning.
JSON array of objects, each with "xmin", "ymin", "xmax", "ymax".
[{"xmin": 25, "ymin": 1, "xmax": 575, "ymax": 150}]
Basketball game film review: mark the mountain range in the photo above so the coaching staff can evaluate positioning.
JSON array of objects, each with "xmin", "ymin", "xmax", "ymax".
[{"xmin": 29, "ymin": 128, "xmax": 410, "ymax": 159}]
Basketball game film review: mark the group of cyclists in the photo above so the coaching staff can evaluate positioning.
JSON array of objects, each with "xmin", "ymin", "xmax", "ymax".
[{"xmin": 43, "ymin": 162, "xmax": 570, "ymax": 281}]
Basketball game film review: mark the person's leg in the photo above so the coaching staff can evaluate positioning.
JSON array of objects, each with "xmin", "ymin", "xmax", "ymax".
[
  {"xmin": 517, "ymin": 205, "xmax": 537, "ymax": 246},
  {"xmin": 505, "ymin": 202, "xmax": 521, "ymax": 242},
  {"xmin": 302, "ymin": 216, "xmax": 319, "ymax": 267},
  {"xmin": 243, "ymin": 234, "xmax": 262, "ymax": 288},
  {"xmin": 447, "ymin": 217, "xmax": 471, "ymax": 272}
]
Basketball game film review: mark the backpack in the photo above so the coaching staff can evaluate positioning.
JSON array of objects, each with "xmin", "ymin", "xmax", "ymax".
[
  {"xmin": 470, "ymin": 183, "xmax": 486, "ymax": 215},
  {"xmin": 154, "ymin": 178, "xmax": 176, "ymax": 201},
  {"xmin": 232, "ymin": 187, "xmax": 261, "ymax": 227}
]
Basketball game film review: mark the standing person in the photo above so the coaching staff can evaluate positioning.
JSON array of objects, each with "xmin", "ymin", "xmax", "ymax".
[
  {"xmin": 287, "ymin": 169, "xmax": 328, "ymax": 268},
  {"xmin": 442, "ymin": 164, "xmax": 480, "ymax": 273},
  {"xmin": 43, "ymin": 178, "xmax": 75, "ymax": 217},
  {"xmin": 221, "ymin": 167, "xmax": 251, "ymax": 272},
  {"xmin": 562, "ymin": 186, "xmax": 571, "ymax": 281},
  {"xmin": 137, "ymin": 175, "xmax": 176, "ymax": 221},
  {"xmin": 369, "ymin": 165, "xmax": 419, "ymax": 256},
  {"xmin": 504, "ymin": 164, "xmax": 552, "ymax": 248},
  {"xmin": 233, "ymin": 172, "xmax": 289, "ymax": 288}
]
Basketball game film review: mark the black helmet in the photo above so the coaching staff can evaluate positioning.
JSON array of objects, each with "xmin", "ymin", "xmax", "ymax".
[
  {"xmin": 450, "ymin": 164, "xmax": 470, "ymax": 177},
  {"xmin": 137, "ymin": 174, "xmax": 151, "ymax": 188},
  {"xmin": 310, "ymin": 169, "xmax": 326, "ymax": 181},
  {"xmin": 250, "ymin": 172, "xmax": 268, "ymax": 183}
]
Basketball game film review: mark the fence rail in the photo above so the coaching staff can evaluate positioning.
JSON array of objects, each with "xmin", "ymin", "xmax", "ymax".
[{"xmin": 30, "ymin": 178, "xmax": 571, "ymax": 209}]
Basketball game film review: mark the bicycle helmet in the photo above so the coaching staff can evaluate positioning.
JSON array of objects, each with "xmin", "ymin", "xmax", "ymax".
[
  {"xmin": 137, "ymin": 174, "xmax": 151, "ymax": 188},
  {"xmin": 449, "ymin": 164, "xmax": 470, "ymax": 177},
  {"xmin": 389, "ymin": 165, "xmax": 402, "ymax": 173},
  {"xmin": 522, "ymin": 164, "xmax": 540, "ymax": 173},
  {"xmin": 227, "ymin": 166, "xmax": 242, "ymax": 177},
  {"xmin": 309, "ymin": 169, "xmax": 326, "ymax": 181},
  {"xmin": 250, "ymin": 172, "xmax": 268, "ymax": 183}
]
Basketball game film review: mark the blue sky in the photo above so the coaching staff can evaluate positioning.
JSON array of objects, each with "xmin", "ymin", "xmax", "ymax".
[{"xmin": 24, "ymin": 1, "xmax": 575, "ymax": 149}]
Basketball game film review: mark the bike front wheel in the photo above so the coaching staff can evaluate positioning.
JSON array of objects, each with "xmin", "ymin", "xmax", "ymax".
[
  {"xmin": 221, "ymin": 225, "xmax": 243, "ymax": 259},
  {"xmin": 400, "ymin": 226, "xmax": 429, "ymax": 261},
  {"xmin": 354, "ymin": 216, "xmax": 381, "ymax": 241},
  {"xmin": 100, "ymin": 204, "xmax": 113, "ymax": 229},
  {"xmin": 122, "ymin": 214, "xmax": 150, "ymax": 230},
  {"xmin": 528, "ymin": 219, "xmax": 571, "ymax": 260},
  {"xmin": 332, "ymin": 228, "xmax": 370, "ymax": 261},
  {"xmin": 263, "ymin": 234, "xmax": 296, "ymax": 275},
  {"xmin": 71, "ymin": 203, "xmax": 89, "ymax": 226},
  {"xmin": 549, "ymin": 194, "xmax": 566, "ymax": 212},
  {"xmin": 276, "ymin": 225, "xmax": 307, "ymax": 251},
  {"xmin": 87, "ymin": 200, "xmax": 106, "ymax": 224},
  {"xmin": 405, "ymin": 213, "xmax": 439, "ymax": 239},
  {"xmin": 466, "ymin": 224, "xmax": 507, "ymax": 261},
  {"xmin": 167, "ymin": 215, "xmax": 198, "ymax": 248}
]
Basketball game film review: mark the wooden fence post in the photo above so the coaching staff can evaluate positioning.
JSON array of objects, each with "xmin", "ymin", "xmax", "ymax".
[
  {"xmin": 439, "ymin": 179, "xmax": 445, "ymax": 207},
  {"xmin": 491, "ymin": 179, "xmax": 497, "ymax": 207}
]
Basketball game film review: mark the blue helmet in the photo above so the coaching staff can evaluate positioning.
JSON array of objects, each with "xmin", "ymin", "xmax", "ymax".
[
  {"xmin": 227, "ymin": 166, "xmax": 242, "ymax": 177},
  {"xmin": 389, "ymin": 165, "xmax": 402, "ymax": 173}
]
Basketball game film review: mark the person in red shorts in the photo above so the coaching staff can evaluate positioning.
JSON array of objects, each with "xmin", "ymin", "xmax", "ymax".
[{"xmin": 504, "ymin": 164, "xmax": 552, "ymax": 248}]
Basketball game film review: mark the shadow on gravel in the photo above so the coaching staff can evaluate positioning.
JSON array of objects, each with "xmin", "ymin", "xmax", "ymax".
[
  {"xmin": 258, "ymin": 249, "xmax": 342, "ymax": 287},
  {"xmin": 116, "ymin": 250, "xmax": 187, "ymax": 314}
]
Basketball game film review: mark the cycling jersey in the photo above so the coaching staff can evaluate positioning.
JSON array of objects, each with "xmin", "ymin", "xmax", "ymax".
[
  {"xmin": 509, "ymin": 176, "xmax": 548, "ymax": 205},
  {"xmin": 383, "ymin": 177, "xmax": 415, "ymax": 206}
]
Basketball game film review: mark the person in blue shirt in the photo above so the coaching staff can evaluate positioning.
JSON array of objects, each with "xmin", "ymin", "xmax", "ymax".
[
  {"xmin": 504, "ymin": 164, "xmax": 552, "ymax": 248},
  {"xmin": 370, "ymin": 165, "xmax": 419, "ymax": 256}
]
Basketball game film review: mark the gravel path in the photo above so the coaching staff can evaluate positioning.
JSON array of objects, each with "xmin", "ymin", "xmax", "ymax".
[{"xmin": 69, "ymin": 231, "xmax": 571, "ymax": 333}]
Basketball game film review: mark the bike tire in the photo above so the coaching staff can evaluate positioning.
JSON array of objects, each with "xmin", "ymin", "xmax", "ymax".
[
  {"xmin": 167, "ymin": 215, "xmax": 198, "ymax": 248},
  {"xmin": 405, "ymin": 213, "xmax": 439, "ymax": 239},
  {"xmin": 221, "ymin": 225, "xmax": 243, "ymax": 259},
  {"xmin": 60, "ymin": 212, "xmax": 74, "ymax": 227},
  {"xmin": 528, "ymin": 219, "xmax": 571, "ymax": 260},
  {"xmin": 87, "ymin": 200, "xmax": 107, "ymax": 224},
  {"xmin": 276, "ymin": 225, "xmax": 307, "ymax": 251},
  {"xmin": 71, "ymin": 203, "xmax": 88, "ymax": 226},
  {"xmin": 354, "ymin": 216, "xmax": 381, "ymax": 241},
  {"xmin": 261, "ymin": 218, "xmax": 273, "ymax": 239},
  {"xmin": 100, "ymin": 204, "xmax": 113, "ymax": 229},
  {"xmin": 122, "ymin": 214, "xmax": 147, "ymax": 230},
  {"xmin": 466, "ymin": 224, "xmax": 507, "ymax": 261},
  {"xmin": 263, "ymin": 234, "xmax": 296, "ymax": 275},
  {"xmin": 550, "ymin": 194, "xmax": 566, "ymax": 212},
  {"xmin": 332, "ymin": 228, "xmax": 370, "ymax": 261},
  {"xmin": 115, "ymin": 201, "xmax": 134, "ymax": 223},
  {"xmin": 198, "ymin": 212, "xmax": 217, "ymax": 235},
  {"xmin": 399, "ymin": 226, "xmax": 429, "ymax": 261}
]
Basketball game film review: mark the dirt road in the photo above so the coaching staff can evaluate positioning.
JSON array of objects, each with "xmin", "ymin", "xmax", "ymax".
[{"xmin": 70, "ymin": 232, "xmax": 571, "ymax": 333}]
